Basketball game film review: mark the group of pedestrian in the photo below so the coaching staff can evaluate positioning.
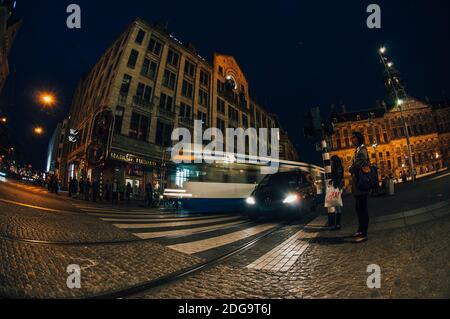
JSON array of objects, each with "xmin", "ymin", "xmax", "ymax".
[
  {"xmin": 68, "ymin": 177, "xmax": 99, "ymax": 202},
  {"xmin": 47, "ymin": 174, "xmax": 60, "ymax": 195},
  {"xmin": 327, "ymin": 131, "xmax": 373, "ymax": 244}
]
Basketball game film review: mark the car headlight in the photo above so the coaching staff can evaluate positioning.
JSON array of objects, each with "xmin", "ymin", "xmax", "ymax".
[
  {"xmin": 246, "ymin": 197, "xmax": 256, "ymax": 205},
  {"xmin": 283, "ymin": 194, "xmax": 299, "ymax": 204}
]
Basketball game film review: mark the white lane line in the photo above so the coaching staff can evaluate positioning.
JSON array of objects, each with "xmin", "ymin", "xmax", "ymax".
[
  {"xmin": 100, "ymin": 215, "xmax": 229, "ymax": 223},
  {"xmin": 429, "ymin": 172, "xmax": 450, "ymax": 181},
  {"xmin": 246, "ymin": 216, "xmax": 326, "ymax": 272},
  {"xmin": 90, "ymin": 213, "xmax": 186, "ymax": 219},
  {"xmin": 168, "ymin": 223, "xmax": 279, "ymax": 255},
  {"xmin": 135, "ymin": 220, "xmax": 250, "ymax": 240},
  {"xmin": 113, "ymin": 216, "xmax": 244, "ymax": 229}
]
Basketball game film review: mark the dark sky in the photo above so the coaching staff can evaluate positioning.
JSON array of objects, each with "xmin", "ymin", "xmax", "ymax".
[{"xmin": 1, "ymin": 0, "xmax": 450, "ymax": 170}]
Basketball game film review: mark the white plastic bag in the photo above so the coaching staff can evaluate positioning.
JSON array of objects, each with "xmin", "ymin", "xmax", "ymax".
[{"xmin": 324, "ymin": 185, "xmax": 343, "ymax": 208}]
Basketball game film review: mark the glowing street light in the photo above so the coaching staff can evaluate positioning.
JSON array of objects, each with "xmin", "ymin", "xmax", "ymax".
[
  {"xmin": 0, "ymin": 117, "xmax": 6, "ymax": 124},
  {"xmin": 379, "ymin": 46, "xmax": 386, "ymax": 54},
  {"xmin": 387, "ymin": 62, "xmax": 394, "ymax": 68},
  {"xmin": 34, "ymin": 127, "xmax": 44, "ymax": 135},
  {"xmin": 38, "ymin": 92, "xmax": 57, "ymax": 107},
  {"xmin": 397, "ymin": 99, "xmax": 404, "ymax": 106}
]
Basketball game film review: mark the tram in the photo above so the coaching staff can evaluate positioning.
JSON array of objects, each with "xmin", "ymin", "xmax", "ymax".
[{"xmin": 163, "ymin": 149, "xmax": 325, "ymax": 213}]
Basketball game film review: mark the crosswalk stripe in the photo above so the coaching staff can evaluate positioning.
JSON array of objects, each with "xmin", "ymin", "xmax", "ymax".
[
  {"xmin": 113, "ymin": 216, "xmax": 244, "ymax": 229},
  {"xmin": 100, "ymin": 215, "xmax": 230, "ymax": 223},
  {"xmin": 167, "ymin": 223, "xmax": 279, "ymax": 255},
  {"xmin": 246, "ymin": 216, "xmax": 326, "ymax": 272},
  {"xmin": 246, "ymin": 230, "xmax": 317, "ymax": 272},
  {"xmin": 90, "ymin": 213, "xmax": 193, "ymax": 219},
  {"xmin": 135, "ymin": 220, "xmax": 250, "ymax": 240}
]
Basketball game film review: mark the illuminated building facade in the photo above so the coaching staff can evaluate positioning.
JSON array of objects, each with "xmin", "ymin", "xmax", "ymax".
[
  {"xmin": 62, "ymin": 19, "xmax": 298, "ymax": 197},
  {"xmin": 328, "ymin": 99, "xmax": 450, "ymax": 188}
]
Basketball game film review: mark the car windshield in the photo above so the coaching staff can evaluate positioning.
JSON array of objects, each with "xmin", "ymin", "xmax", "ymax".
[{"xmin": 257, "ymin": 173, "xmax": 297, "ymax": 190}]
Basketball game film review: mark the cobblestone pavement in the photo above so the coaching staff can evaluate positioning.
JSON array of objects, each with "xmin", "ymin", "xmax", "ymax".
[
  {"xmin": 0, "ymin": 238, "xmax": 201, "ymax": 298},
  {"xmin": 143, "ymin": 216, "xmax": 450, "ymax": 299},
  {"xmin": 0, "ymin": 201, "xmax": 136, "ymax": 243},
  {"xmin": 1, "ymin": 175, "xmax": 449, "ymax": 299}
]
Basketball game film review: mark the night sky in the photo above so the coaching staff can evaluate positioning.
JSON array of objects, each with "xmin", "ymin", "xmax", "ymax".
[{"xmin": 1, "ymin": 0, "xmax": 450, "ymax": 170}]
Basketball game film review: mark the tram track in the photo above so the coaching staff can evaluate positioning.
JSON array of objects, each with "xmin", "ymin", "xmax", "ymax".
[{"xmin": 88, "ymin": 223, "xmax": 287, "ymax": 299}]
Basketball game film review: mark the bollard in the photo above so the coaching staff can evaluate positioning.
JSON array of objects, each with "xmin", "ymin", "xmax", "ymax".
[{"xmin": 388, "ymin": 178, "xmax": 395, "ymax": 196}]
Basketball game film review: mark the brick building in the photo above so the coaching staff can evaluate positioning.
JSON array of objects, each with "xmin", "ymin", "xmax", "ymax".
[
  {"xmin": 328, "ymin": 98, "xmax": 450, "ymax": 188},
  {"xmin": 61, "ymin": 19, "xmax": 298, "ymax": 197}
]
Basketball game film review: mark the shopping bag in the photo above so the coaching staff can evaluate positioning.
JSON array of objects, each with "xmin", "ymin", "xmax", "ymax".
[{"xmin": 324, "ymin": 185, "xmax": 343, "ymax": 208}]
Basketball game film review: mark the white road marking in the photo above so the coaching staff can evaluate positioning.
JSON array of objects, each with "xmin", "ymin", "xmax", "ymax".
[
  {"xmin": 168, "ymin": 223, "xmax": 279, "ymax": 255},
  {"xmin": 100, "ymin": 215, "xmax": 229, "ymax": 223},
  {"xmin": 113, "ymin": 216, "xmax": 244, "ymax": 229},
  {"xmin": 246, "ymin": 216, "xmax": 326, "ymax": 272},
  {"xmin": 135, "ymin": 220, "xmax": 250, "ymax": 240}
]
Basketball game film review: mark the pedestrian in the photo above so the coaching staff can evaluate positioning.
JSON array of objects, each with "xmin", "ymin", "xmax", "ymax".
[
  {"xmin": 145, "ymin": 181, "xmax": 153, "ymax": 207},
  {"xmin": 126, "ymin": 182, "xmax": 132, "ymax": 204},
  {"xmin": 105, "ymin": 180, "xmax": 111, "ymax": 201},
  {"xmin": 85, "ymin": 178, "xmax": 91, "ymax": 201},
  {"xmin": 402, "ymin": 171, "xmax": 408, "ymax": 184},
  {"xmin": 349, "ymin": 131, "xmax": 370, "ymax": 243},
  {"xmin": 112, "ymin": 179, "xmax": 118, "ymax": 204},
  {"xmin": 72, "ymin": 178, "xmax": 78, "ymax": 199},
  {"xmin": 92, "ymin": 179, "xmax": 99, "ymax": 202},
  {"xmin": 330, "ymin": 155, "xmax": 345, "ymax": 230},
  {"xmin": 78, "ymin": 178, "xmax": 85, "ymax": 200},
  {"xmin": 53, "ymin": 175, "xmax": 59, "ymax": 195}
]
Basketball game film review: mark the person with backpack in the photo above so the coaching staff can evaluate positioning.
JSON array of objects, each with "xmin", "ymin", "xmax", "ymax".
[
  {"xmin": 349, "ymin": 131, "xmax": 370, "ymax": 243},
  {"xmin": 330, "ymin": 155, "xmax": 345, "ymax": 230}
]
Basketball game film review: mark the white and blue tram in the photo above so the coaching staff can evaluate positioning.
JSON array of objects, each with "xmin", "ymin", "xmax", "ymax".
[{"xmin": 163, "ymin": 150, "xmax": 325, "ymax": 213}]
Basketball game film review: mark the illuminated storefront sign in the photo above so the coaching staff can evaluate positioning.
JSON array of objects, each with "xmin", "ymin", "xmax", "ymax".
[{"xmin": 110, "ymin": 151, "xmax": 156, "ymax": 167}]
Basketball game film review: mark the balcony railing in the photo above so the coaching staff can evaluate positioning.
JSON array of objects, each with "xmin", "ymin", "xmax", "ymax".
[{"xmin": 132, "ymin": 96, "xmax": 153, "ymax": 110}]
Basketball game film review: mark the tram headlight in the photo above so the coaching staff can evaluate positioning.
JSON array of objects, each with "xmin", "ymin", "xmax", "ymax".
[
  {"xmin": 246, "ymin": 197, "xmax": 256, "ymax": 205},
  {"xmin": 283, "ymin": 194, "xmax": 299, "ymax": 204}
]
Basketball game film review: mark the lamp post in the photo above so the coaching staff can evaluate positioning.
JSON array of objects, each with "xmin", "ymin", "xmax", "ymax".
[{"xmin": 379, "ymin": 47, "xmax": 416, "ymax": 182}]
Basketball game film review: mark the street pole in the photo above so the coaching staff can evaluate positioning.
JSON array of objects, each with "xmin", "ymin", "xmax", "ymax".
[
  {"xmin": 379, "ymin": 49, "xmax": 416, "ymax": 182},
  {"xmin": 321, "ymin": 136, "xmax": 336, "ymax": 227}
]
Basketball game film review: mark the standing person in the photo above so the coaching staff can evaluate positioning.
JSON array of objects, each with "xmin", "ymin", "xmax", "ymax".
[
  {"xmin": 112, "ymin": 179, "xmax": 118, "ymax": 204},
  {"xmin": 78, "ymin": 178, "xmax": 85, "ymax": 200},
  {"xmin": 105, "ymin": 180, "xmax": 111, "ymax": 202},
  {"xmin": 330, "ymin": 155, "xmax": 345, "ymax": 230},
  {"xmin": 85, "ymin": 178, "xmax": 91, "ymax": 201},
  {"xmin": 402, "ymin": 171, "xmax": 408, "ymax": 184},
  {"xmin": 68, "ymin": 178, "xmax": 73, "ymax": 198},
  {"xmin": 145, "ymin": 181, "xmax": 153, "ymax": 208},
  {"xmin": 92, "ymin": 179, "xmax": 99, "ymax": 202},
  {"xmin": 72, "ymin": 178, "xmax": 78, "ymax": 199},
  {"xmin": 54, "ymin": 175, "xmax": 59, "ymax": 195},
  {"xmin": 349, "ymin": 132, "xmax": 370, "ymax": 243},
  {"xmin": 126, "ymin": 182, "xmax": 132, "ymax": 204}
]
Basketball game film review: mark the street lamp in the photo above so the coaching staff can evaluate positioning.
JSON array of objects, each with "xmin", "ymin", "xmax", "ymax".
[
  {"xmin": 38, "ymin": 92, "xmax": 57, "ymax": 107},
  {"xmin": 0, "ymin": 117, "xmax": 6, "ymax": 124},
  {"xmin": 378, "ymin": 46, "xmax": 416, "ymax": 183},
  {"xmin": 34, "ymin": 126, "xmax": 44, "ymax": 135}
]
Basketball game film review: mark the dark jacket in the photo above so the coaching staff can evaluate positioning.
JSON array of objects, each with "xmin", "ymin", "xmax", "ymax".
[{"xmin": 349, "ymin": 145, "xmax": 370, "ymax": 196}]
